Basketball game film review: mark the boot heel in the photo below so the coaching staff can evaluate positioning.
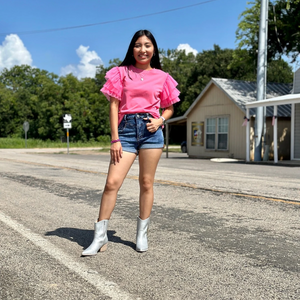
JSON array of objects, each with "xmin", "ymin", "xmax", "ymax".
[{"xmin": 100, "ymin": 243, "xmax": 108, "ymax": 252}]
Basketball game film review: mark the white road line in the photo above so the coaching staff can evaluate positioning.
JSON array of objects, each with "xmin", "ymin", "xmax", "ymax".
[{"xmin": 0, "ymin": 211, "xmax": 139, "ymax": 300}]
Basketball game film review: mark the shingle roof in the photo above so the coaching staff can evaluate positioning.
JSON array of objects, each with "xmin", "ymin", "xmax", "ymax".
[{"xmin": 212, "ymin": 78, "xmax": 292, "ymax": 117}]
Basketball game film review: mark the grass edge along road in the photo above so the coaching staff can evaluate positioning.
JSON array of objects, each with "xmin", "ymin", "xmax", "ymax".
[{"xmin": 0, "ymin": 138, "xmax": 182, "ymax": 153}]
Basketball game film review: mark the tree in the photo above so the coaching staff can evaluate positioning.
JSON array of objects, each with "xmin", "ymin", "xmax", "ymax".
[
  {"xmin": 0, "ymin": 65, "xmax": 63, "ymax": 139},
  {"xmin": 267, "ymin": 58, "xmax": 293, "ymax": 82},
  {"xmin": 162, "ymin": 45, "xmax": 292, "ymax": 117},
  {"xmin": 160, "ymin": 49, "xmax": 197, "ymax": 116},
  {"xmin": 0, "ymin": 47, "xmax": 293, "ymax": 141},
  {"xmin": 236, "ymin": 0, "xmax": 261, "ymax": 58},
  {"xmin": 0, "ymin": 64, "xmax": 112, "ymax": 141},
  {"xmin": 236, "ymin": 0, "xmax": 300, "ymax": 63},
  {"xmin": 0, "ymin": 82, "xmax": 18, "ymax": 137},
  {"xmin": 59, "ymin": 74, "xmax": 110, "ymax": 142}
]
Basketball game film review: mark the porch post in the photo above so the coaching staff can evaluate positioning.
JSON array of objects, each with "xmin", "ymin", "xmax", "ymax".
[
  {"xmin": 291, "ymin": 103, "xmax": 295, "ymax": 160},
  {"xmin": 273, "ymin": 105, "xmax": 278, "ymax": 163},
  {"xmin": 246, "ymin": 108, "xmax": 250, "ymax": 162}
]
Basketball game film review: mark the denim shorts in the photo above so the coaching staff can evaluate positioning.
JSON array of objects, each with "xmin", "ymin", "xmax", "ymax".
[{"xmin": 118, "ymin": 113, "xmax": 164, "ymax": 154}]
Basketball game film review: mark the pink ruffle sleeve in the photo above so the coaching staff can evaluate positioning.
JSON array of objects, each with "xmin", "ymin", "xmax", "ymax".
[
  {"xmin": 160, "ymin": 74, "xmax": 180, "ymax": 108},
  {"xmin": 100, "ymin": 67, "xmax": 123, "ymax": 101}
]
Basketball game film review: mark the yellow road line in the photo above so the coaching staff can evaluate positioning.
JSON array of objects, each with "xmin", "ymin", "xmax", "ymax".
[{"xmin": 1, "ymin": 157, "xmax": 300, "ymax": 206}]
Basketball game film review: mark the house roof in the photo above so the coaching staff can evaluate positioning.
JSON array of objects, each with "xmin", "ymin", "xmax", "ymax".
[
  {"xmin": 185, "ymin": 78, "xmax": 292, "ymax": 118},
  {"xmin": 165, "ymin": 115, "xmax": 186, "ymax": 125}
]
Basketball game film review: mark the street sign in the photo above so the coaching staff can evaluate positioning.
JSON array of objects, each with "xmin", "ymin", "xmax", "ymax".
[
  {"xmin": 23, "ymin": 121, "xmax": 29, "ymax": 148},
  {"xmin": 62, "ymin": 114, "xmax": 72, "ymax": 155},
  {"xmin": 63, "ymin": 114, "xmax": 72, "ymax": 123},
  {"xmin": 63, "ymin": 114, "xmax": 72, "ymax": 130},
  {"xmin": 23, "ymin": 121, "xmax": 29, "ymax": 132},
  {"xmin": 63, "ymin": 123, "xmax": 72, "ymax": 129}
]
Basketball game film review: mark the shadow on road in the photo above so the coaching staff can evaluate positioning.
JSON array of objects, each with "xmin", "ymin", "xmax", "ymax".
[{"xmin": 45, "ymin": 227, "xmax": 136, "ymax": 250}]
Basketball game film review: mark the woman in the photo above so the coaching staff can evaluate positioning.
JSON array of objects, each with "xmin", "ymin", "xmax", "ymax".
[{"xmin": 82, "ymin": 29, "xmax": 180, "ymax": 256}]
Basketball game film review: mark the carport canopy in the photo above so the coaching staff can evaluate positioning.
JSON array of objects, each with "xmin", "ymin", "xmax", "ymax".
[
  {"xmin": 245, "ymin": 93, "xmax": 300, "ymax": 163},
  {"xmin": 165, "ymin": 116, "xmax": 187, "ymax": 158}
]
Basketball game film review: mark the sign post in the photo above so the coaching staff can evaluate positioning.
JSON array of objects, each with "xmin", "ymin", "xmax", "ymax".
[
  {"xmin": 23, "ymin": 121, "xmax": 29, "ymax": 148},
  {"xmin": 63, "ymin": 114, "xmax": 72, "ymax": 154},
  {"xmin": 66, "ymin": 128, "xmax": 70, "ymax": 154}
]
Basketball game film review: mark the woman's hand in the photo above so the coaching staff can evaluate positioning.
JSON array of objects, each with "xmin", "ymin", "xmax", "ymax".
[
  {"xmin": 110, "ymin": 142, "xmax": 122, "ymax": 165},
  {"xmin": 144, "ymin": 117, "xmax": 163, "ymax": 132}
]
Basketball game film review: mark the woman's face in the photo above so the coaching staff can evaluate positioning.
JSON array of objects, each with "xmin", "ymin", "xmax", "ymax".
[{"xmin": 133, "ymin": 35, "xmax": 154, "ymax": 69}]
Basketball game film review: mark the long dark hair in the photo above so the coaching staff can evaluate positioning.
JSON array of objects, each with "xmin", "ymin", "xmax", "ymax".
[{"xmin": 119, "ymin": 30, "xmax": 162, "ymax": 70}]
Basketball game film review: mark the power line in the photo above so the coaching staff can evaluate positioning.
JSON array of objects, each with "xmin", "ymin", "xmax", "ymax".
[{"xmin": 0, "ymin": 0, "xmax": 218, "ymax": 36}]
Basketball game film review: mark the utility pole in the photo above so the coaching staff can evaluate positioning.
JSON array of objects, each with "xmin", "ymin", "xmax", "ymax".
[
  {"xmin": 263, "ymin": 0, "xmax": 269, "ymax": 161},
  {"xmin": 254, "ymin": 0, "xmax": 269, "ymax": 161}
]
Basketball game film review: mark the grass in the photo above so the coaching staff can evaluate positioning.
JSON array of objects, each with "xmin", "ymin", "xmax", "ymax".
[
  {"xmin": 0, "ymin": 138, "xmax": 182, "ymax": 153},
  {"xmin": 163, "ymin": 146, "xmax": 182, "ymax": 153},
  {"xmin": 0, "ymin": 138, "xmax": 110, "ymax": 149}
]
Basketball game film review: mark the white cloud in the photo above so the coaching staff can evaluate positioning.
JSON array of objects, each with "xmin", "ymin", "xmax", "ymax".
[
  {"xmin": 61, "ymin": 45, "xmax": 103, "ymax": 79},
  {"xmin": 0, "ymin": 34, "xmax": 33, "ymax": 71},
  {"xmin": 177, "ymin": 44, "xmax": 198, "ymax": 56}
]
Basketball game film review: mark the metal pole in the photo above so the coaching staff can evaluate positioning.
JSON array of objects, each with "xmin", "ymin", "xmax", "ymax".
[
  {"xmin": 67, "ymin": 128, "xmax": 69, "ymax": 155},
  {"xmin": 263, "ymin": 0, "xmax": 269, "ymax": 159},
  {"xmin": 25, "ymin": 131, "xmax": 27, "ymax": 148},
  {"xmin": 254, "ymin": 0, "xmax": 269, "ymax": 161}
]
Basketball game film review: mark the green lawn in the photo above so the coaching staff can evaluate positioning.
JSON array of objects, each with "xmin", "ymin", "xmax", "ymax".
[
  {"xmin": 0, "ymin": 138, "xmax": 182, "ymax": 152},
  {"xmin": 0, "ymin": 138, "xmax": 109, "ymax": 149}
]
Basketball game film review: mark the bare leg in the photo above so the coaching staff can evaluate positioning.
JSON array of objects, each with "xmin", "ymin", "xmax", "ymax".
[
  {"xmin": 98, "ymin": 151, "xmax": 137, "ymax": 221},
  {"xmin": 138, "ymin": 148, "xmax": 163, "ymax": 220}
]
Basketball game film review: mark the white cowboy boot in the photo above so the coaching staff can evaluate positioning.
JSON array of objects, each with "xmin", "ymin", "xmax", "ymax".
[
  {"xmin": 136, "ymin": 217, "xmax": 150, "ymax": 252},
  {"xmin": 82, "ymin": 220, "xmax": 108, "ymax": 256}
]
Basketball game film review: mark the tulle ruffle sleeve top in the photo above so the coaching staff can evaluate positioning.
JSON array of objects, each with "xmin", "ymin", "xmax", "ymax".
[{"xmin": 100, "ymin": 65, "xmax": 180, "ymax": 125}]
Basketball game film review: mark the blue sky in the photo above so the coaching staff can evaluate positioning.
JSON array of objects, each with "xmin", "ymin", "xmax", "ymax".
[{"xmin": 0, "ymin": 0, "xmax": 249, "ymax": 78}]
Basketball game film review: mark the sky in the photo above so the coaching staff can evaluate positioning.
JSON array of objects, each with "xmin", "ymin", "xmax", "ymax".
[{"xmin": 0, "ymin": 0, "xmax": 250, "ymax": 79}]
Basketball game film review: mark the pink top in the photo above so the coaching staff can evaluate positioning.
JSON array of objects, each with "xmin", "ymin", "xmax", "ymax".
[{"xmin": 100, "ymin": 65, "xmax": 180, "ymax": 125}]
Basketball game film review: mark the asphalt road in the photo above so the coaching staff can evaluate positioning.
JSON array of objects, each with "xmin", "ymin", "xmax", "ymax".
[{"xmin": 0, "ymin": 148, "xmax": 300, "ymax": 300}]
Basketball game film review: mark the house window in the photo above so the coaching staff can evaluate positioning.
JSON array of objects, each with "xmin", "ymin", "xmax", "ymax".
[
  {"xmin": 206, "ymin": 118, "xmax": 216, "ymax": 149},
  {"xmin": 206, "ymin": 117, "xmax": 229, "ymax": 150}
]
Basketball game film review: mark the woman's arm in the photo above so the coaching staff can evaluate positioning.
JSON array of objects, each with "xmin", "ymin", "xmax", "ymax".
[
  {"xmin": 161, "ymin": 105, "xmax": 174, "ymax": 123},
  {"xmin": 109, "ymin": 98, "xmax": 122, "ymax": 164},
  {"xmin": 146, "ymin": 105, "xmax": 174, "ymax": 133}
]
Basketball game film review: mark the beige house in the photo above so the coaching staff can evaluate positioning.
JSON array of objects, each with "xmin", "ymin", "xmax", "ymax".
[{"xmin": 166, "ymin": 78, "xmax": 291, "ymax": 160}]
